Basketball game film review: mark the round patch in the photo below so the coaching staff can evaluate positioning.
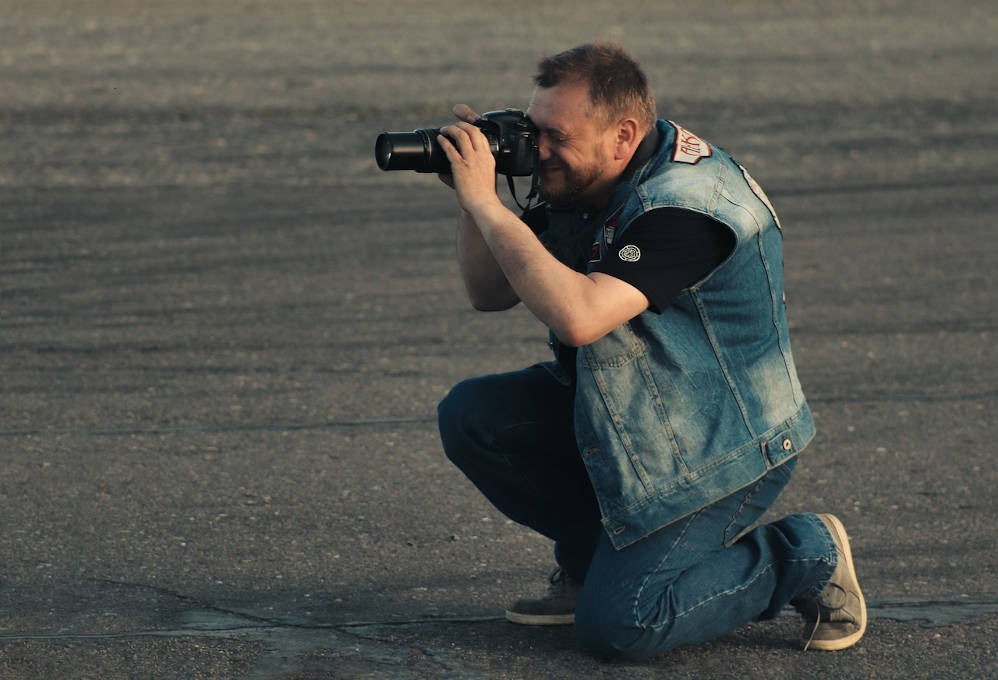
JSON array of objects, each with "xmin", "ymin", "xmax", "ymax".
[{"xmin": 618, "ymin": 244, "xmax": 641, "ymax": 262}]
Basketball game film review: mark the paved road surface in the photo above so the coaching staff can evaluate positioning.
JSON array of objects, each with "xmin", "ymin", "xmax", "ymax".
[{"xmin": 2, "ymin": 1, "xmax": 996, "ymax": 677}]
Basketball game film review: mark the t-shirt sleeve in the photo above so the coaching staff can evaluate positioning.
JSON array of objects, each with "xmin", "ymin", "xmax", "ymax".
[
  {"xmin": 520, "ymin": 203, "xmax": 548, "ymax": 236},
  {"xmin": 591, "ymin": 208, "xmax": 735, "ymax": 313}
]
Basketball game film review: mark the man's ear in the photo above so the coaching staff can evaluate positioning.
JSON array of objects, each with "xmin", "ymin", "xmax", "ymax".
[{"xmin": 614, "ymin": 118, "xmax": 640, "ymax": 160}]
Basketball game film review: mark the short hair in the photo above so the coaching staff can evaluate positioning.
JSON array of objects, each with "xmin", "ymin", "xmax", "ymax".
[{"xmin": 534, "ymin": 42, "xmax": 656, "ymax": 133}]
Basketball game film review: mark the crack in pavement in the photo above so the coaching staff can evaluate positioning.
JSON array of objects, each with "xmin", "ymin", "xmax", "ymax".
[
  {"xmin": 1, "ymin": 592, "xmax": 995, "ymax": 678},
  {"xmin": 0, "ymin": 415, "xmax": 434, "ymax": 438},
  {"xmin": 0, "ymin": 595, "xmax": 995, "ymax": 643}
]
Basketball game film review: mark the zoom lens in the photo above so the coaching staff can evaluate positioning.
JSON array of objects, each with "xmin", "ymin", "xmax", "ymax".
[{"xmin": 375, "ymin": 129, "xmax": 449, "ymax": 173}]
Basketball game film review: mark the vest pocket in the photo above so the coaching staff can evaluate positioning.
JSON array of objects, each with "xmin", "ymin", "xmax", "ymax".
[
  {"xmin": 578, "ymin": 322, "xmax": 647, "ymax": 369},
  {"xmin": 576, "ymin": 327, "xmax": 688, "ymax": 503}
]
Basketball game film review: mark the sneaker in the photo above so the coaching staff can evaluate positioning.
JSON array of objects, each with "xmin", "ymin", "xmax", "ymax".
[
  {"xmin": 505, "ymin": 568, "xmax": 581, "ymax": 625},
  {"xmin": 797, "ymin": 513, "xmax": 867, "ymax": 651}
]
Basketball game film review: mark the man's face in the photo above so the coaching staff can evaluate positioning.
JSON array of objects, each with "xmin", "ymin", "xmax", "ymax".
[{"xmin": 526, "ymin": 81, "xmax": 618, "ymax": 209}]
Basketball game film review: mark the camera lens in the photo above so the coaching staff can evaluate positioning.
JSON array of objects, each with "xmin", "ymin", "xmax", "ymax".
[
  {"xmin": 376, "ymin": 131, "xmax": 420, "ymax": 171},
  {"xmin": 375, "ymin": 129, "xmax": 449, "ymax": 173}
]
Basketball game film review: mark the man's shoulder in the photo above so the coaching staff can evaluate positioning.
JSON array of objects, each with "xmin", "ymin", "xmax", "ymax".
[
  {"xmin": 629, "ymin": 122, "xmax": 732, "ymax": 214},
  {"xmin": 643, "ymin": 122, "xmax": 724, "ymax": 178}
]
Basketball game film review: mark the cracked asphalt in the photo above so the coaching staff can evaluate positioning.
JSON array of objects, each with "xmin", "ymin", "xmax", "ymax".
[{"xmin": 2, "ymin": 1, "xmax": 996, "ymax": 678}]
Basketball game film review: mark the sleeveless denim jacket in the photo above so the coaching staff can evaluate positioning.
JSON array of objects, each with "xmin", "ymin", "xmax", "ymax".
[{"xmin": 539, "ymin": 120, "xmax": 815, "ymax": 549}]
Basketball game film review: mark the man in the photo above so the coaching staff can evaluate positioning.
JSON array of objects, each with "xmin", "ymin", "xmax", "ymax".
[{"xmin": 435, "ymin": 42, "xmax": 865, "ymax": 659}]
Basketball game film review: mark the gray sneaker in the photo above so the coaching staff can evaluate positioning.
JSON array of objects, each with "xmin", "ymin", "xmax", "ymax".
[
  {"xmin": 505, "ymin": 568, "xmax": 581, "ymax": 625},
  {"xmin": 797, "ymin": 514, "xmax": 867, "ymax": 651}
]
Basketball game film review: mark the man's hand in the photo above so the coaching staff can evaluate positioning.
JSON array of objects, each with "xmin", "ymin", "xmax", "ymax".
[
  {"xmin": 438, "ymin": 107, "xmax": 504, "ymax": 216},
  {"xmin": 437, "ymin": 104, "xmax": 481, "ymax": 190},
  {"xmin": 451, "ymin": 103, "xmax": 480, "ymax": 123},
  {"xmin": 438, "ymin": 106, "xmax": 648, "ymax": 341}
]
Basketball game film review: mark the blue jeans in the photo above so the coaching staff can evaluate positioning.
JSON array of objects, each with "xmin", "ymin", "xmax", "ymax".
[{"xmin": 438, "ymin": 363, "xmax": 837, "ymax": 660}]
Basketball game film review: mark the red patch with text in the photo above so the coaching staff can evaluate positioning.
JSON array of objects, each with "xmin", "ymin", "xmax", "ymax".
[{"xmin": 670, "ymin": 122, "xmax": 712, "ymax": 164}]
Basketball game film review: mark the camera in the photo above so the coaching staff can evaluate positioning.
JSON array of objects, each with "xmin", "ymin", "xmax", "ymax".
[{"xmin": 375, "ymin": 109, "xmax": 538, "ymax": 176}]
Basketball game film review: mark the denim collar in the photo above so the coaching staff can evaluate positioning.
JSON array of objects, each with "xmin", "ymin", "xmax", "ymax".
[{"xmin": 621, "ymin": 125, "xmax": 662, "ymax": 183}]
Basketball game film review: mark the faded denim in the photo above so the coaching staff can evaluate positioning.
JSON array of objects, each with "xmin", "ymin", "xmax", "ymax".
[
  {"xmin": 437, "ymin": 120, "xmax": 832, "ymax": 658},
  {"xmin": 540, "ymin": 120, "xmax": 815, "ymax": 548},
  {"xmin": 574, "ymin": 461, "xmax": 836, "ymax": 659},
  {"xmin": 438, "ymin": 365, "xmax": 836, "ymax": 659}
]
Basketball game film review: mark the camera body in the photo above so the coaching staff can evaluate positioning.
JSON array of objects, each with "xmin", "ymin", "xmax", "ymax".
[{"xmin": 375, "ymin": 109, "xmax": 538, "ymax": 176}]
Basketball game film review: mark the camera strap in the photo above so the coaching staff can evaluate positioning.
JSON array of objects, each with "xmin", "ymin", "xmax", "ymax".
[{"xmin": 507, "ymin": 148, "xmax": 541, "ymax": 212}]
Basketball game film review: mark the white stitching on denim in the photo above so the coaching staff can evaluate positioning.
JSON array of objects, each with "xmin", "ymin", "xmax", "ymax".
[
  {"xmin": 626, "ymin": 512, "xmax": 838, "ymax": 633},
  {"xmin": 648, "ymin": 556, "xmax": 827, "ymax": 631},
  {"xmin": 632, "ymin": 512, "xmax": 699, "ymax": 625},
  {"xmin": 723, "ymin": 475, "xmax": 767, "ymax": 545},
  {"xmin": 634, "ymin": 552, "xmax": 835, "ymax": 632}
]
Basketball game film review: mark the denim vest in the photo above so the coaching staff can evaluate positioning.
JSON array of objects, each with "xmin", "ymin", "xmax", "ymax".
[{"xmin": 539, "ymin": 120, "xmax": 814, "ymax": 549}]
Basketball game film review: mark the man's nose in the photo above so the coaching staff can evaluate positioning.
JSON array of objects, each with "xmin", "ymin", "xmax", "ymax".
[{"xmin": 537, "ymin": 136, "xmax": 553, "ymax": 162}]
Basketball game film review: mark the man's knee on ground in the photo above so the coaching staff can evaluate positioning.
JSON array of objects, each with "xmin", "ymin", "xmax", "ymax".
[{"xmin": 575, "ymin": 591, "xmax": 662, "ymax": 662}]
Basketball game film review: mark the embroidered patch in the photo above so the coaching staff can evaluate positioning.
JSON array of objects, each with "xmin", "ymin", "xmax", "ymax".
[
  {"xmin": 618, "ymin": 244, "xmax": 641, "ymax": 262},
  {"xmin": 740, "ymin": 164, "xmax": 783, "ymax": 231},
  {"xmin": 670, "ymin": 122, "xmax": 711, "ymax": 164},
  {"xmin": 738, "ymin": 165, "xmax": 783, "ymax": 231}
]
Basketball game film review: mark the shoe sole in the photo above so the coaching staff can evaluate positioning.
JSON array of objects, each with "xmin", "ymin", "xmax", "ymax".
[
  {"xmin": 504, "ymin": 610, "xmax": 575, "ymax": 626},
  {"xmin": 810, "ymin": 513, "xmax": 867, "ymax": 651}
]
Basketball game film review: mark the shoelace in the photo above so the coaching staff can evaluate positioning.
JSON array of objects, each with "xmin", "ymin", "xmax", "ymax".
[
  {"xmin": 797, "ymin": 583, "xmax": 857, "ymax": 651},
  {"xmin": 544, "ymin": 568, "xmax": 568, "ymax": 597}
]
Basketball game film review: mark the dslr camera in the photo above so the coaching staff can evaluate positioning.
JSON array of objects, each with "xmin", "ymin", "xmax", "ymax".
[{"xmin": 375, "ymin": 109, "xmax": 538, "ymax": 176}]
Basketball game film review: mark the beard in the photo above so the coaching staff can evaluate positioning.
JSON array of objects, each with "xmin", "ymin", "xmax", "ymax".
[{"xmin": 537, "ymin": 156, "xmax": 607, "ymax": 209}]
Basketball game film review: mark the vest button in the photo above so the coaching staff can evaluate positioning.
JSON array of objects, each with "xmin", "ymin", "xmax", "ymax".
[{"xmin": 782, "ymin": 438, "xmax": 793, "ymax": 451}]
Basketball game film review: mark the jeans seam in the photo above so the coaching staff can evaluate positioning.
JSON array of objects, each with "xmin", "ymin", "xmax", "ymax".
[
  {"xmin": 794, "ymin": 514, "xmax": 838, "ymax": 600},
  {"xmin": 639, "ymin": 554, "xmax": 833, "ymax": 631},
  {"xmin": 668, "ymin": 561, "xmax": 779, "ymax": 626},
  {"xmin": 722, "ymin": 475, "xmax": 767, "ymax": 545},
  {"xmin": 632, "ymin": 512, "xmax": 699, "ymax": 626}
]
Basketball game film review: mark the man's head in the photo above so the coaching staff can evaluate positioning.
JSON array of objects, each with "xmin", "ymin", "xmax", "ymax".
[
  {"xmin": 534, "ymin": 42, "xmax": 656, "ymax": 135},
  {"xmin": 526, "ymin": 43, "xmax": 657, "ymax": 209}
]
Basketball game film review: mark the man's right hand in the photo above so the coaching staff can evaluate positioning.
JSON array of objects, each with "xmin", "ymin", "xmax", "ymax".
[{"xmin": 438, "ymin": 104, "xmax": 483, "ymax": 189}]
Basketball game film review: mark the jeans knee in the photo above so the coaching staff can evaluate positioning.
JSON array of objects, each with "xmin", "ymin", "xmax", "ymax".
[
  {"xmin": 575, "ymin": 591, "xmax": 650, "ymax": 661},
  {"xmin": 437, "ymin": 379, "xmax": 482, "ymax": 466}
]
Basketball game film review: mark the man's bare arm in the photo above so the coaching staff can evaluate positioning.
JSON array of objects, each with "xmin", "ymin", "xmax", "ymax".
[
  {"xmin": 441, "ymin": 105, "xmax": 519, "ymax": 311},
  {"xmin": 439, "ymin": 122, "xmax": 648, "ymax": 346},
  {"xmin": 455, "ymin": 208, "xmax": 520, "ymax": 311}
]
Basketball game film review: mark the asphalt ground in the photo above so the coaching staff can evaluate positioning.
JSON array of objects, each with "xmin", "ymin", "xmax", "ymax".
[{"xmin": 1, "ymin": 1, "xmax": 996, "ymax": 678}]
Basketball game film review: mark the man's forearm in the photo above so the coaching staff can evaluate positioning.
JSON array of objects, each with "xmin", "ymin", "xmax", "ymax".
[
  {"xmin": 456, "ymin": 209, "xmax": 520, "ymax": 311},
  {"xmin": 439, "ymin": 116, "xmax": 646, "ymax": 341},
  {"xmin": 464, "ymin": 201, "xmax": 650, "ymax": 347},
  {"xmin": 466, "ymin": 202, "xmax": 591, "ymax": 341}
]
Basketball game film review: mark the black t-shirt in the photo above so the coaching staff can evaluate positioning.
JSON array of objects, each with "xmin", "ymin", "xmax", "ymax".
[
  {"xmin": 524, "ymin": 205, "xmax": 734, "ymax": 314},
  {"xmin": 590, "ymin": 207, "xmax": 734, "ymax": 313},
  {"xmin": 523, "ymin": 204, "xmax": 734, "ymax": 373}
]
